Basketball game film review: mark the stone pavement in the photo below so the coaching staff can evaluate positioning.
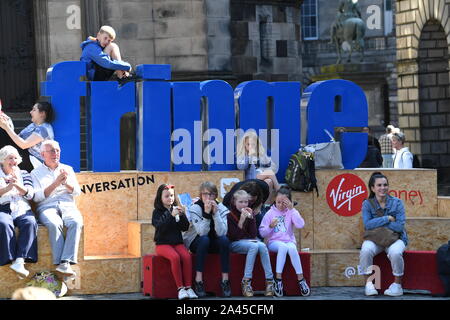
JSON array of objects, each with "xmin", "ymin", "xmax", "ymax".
[{"xmin": 57, "ymin": 287, "xmax": 450, "ymax": 300}]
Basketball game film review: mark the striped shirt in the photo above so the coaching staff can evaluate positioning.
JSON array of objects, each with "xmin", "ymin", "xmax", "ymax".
[{"xmin": 0, "ymin": 169, "xmax": 34, "ymax": 219}]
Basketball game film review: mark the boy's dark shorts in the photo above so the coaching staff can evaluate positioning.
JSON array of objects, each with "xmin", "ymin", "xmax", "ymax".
[{"xmin": 93, "ymin": 63, "xmax": 115, "ymax": 81}]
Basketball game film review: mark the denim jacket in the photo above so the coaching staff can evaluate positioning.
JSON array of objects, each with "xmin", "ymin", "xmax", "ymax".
[{"xmin": 362, "ymin": 195, "xmax": 408, "ymax": 246}]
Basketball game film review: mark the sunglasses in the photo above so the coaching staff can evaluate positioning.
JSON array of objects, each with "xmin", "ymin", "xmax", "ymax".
[
  {"xmin": 163, "ymin": 184, "xmax": 175, "ymax": 190},
  {"xmin": 201, "ymin": 192, "xmax": 217, "ymax": 197}
]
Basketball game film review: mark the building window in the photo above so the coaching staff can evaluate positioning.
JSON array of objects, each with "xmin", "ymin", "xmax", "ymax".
[
  {"xmin": 384, "ymin": 0, "xmax": 393, "ymax": 35},
  {"xmin": 301, "ymin": 0, "xmax": 318, "ymax": 40}
]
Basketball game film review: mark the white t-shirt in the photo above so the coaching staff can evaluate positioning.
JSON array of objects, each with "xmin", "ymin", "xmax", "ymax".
[{"xmin": 393, "ymin": 147, "xmax": 413, "ymax": 169}]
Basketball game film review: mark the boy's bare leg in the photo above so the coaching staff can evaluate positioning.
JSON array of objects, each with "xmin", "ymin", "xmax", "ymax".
[
  {"xmin": 104, "ymin": 42, "xmax": 122, "ymax": 60},
  {"xmin": 104, "ymin": 43, "xmax": 130, "ymax": 78},
  {"xmin": 257, "ymin": 172, "xmax": 281, "ymax": 204}
]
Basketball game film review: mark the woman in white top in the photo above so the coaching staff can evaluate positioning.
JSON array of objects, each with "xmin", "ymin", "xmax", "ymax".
[
  {"xmin": 392, "ymin": 132, "xmax": 413, "ymax": 169},
  {"xmin": 0, "ymin": 145, "xmax": 37, "ymax": 279}
]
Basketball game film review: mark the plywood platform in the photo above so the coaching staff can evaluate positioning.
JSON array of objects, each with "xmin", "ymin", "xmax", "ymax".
[{"xmin": 1, "ymin": 169, "xmax": 448, "ymax": 298}]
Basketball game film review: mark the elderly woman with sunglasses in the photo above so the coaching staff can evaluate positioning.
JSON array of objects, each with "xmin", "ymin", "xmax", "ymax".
[{"xmin": 183, "ymin": 181, "xmax": 231, "ymax": 298}]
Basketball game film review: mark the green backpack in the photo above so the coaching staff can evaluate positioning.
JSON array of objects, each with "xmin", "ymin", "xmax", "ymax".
[{"xmin": 285, "ymin": 150, "xmax": 318, "ymax": 195}]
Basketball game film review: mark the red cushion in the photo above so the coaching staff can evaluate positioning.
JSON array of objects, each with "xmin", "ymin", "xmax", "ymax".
[
  {"xmin": 143, "ymin": 252, "xmax": 311, "ymax": 298},
  {"xmin": 373, "ymin": 250, "xmax": 445, "ymax": 294}
]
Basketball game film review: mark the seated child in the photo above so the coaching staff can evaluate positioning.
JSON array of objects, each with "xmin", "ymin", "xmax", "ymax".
[
  {"xmin": 259, "ymin": 187, "xmax": 310, "ymax": 297},
  {"xmin": 227, "ymin": 190, "xmax": 275, "ymax": 297},
  {"xmin": 80, "ymin": 25, "xmax": 132, "ymax": 81},
  {"xmin": 151, "ymin": 183, "xmax": 197, "ymax": 300}
]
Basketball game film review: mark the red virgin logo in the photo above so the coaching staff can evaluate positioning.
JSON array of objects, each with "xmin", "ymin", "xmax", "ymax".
[{"xmin": 326, "ymin": 174, "xmax": 368, "ymax": 217}]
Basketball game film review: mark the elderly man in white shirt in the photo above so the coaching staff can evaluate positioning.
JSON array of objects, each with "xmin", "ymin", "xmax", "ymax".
[{"xmin": 31, "ymin": 140, "xmax": 83, "ymax": 276}]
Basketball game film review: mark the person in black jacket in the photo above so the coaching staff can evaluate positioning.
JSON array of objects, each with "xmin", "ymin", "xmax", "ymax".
[
  {"xmin": 152, "ymin": 183, "xmax": 197, "ymax": 300},
  {"xmin": 359, "ymin": 133, "xmax": 383, "ymax": 168}
]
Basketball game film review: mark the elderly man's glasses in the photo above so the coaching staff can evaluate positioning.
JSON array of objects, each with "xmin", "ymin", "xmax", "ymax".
[{"xmin": 43, "ymin": 149, "xmax": 60, "ymax": 154}]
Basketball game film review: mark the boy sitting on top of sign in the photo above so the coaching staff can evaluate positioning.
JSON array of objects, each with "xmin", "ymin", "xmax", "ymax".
[{"xmin": 80, "ymin": 25, "xmax": 132, "ymax": 81}]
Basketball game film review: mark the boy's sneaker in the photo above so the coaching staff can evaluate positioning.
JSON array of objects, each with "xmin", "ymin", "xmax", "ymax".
[
  {"xmin": 185, "ymin": 287, "xmax": 198, "ymax": 299},
  {"xmin": 274, "ymin": 279, "xmax": 284, "ymax": 297},
  {"xmin": 265, "ymin": 279, "xmax": 275, "ymax": 297},
  {"xmin": 178, "ymin": 288, "xmax": 189, "ymax": 300},
  {"xmin": 10, "ymin": 259, "xmax": 29, "ymax": 278},
  {"xmin": 221, "ymin": 280, "xmax": 231, "ymax": 297},
  {"xmin": 365, "ymin": 281, "xmax": 378, "ymax": 296},
  {"xmin": 56, "ymin": 262, "xmax": 76, "ymax": 276},
  {"xmin": 241, "ymin": 279, "xmax": 254, "ymax": 297},
  {"xmin": 384, "ymin": 282, "xmax": 403, "ymax": 297},
  {"xmin": 194, "ymin": 281, "xmax": 206, "ymax": 298},
  {"xmin": 298, "ymin": 278, "xmax": 311, "ymax": 296}
]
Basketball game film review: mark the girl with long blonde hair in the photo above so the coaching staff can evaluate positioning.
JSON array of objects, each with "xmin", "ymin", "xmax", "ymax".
[{"xmin": 236, "ymin": 130, "xmax": 280, "ymax": 203}]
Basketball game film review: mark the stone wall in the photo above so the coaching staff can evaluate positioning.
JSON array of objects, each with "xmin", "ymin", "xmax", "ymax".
[
  {"xmin": 395, "ymin": 0, "xmax": 450, "ymax": 170},
  {"xmin": 302, "ymin": 0, "xmax": 399, "ymax": 136},
  {"xmin": 99, "ymin": 0, "xmax": 208, "ymax": 73},
  {"xmin": 34, "ymin": 0, "xmax": 83, "ymax": 83},
  {"xmin": 230, "ymin": 0, "xmax": 303, "ymax": 85}
]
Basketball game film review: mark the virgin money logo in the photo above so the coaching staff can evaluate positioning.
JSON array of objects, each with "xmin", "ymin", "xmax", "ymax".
[{"xmin": 326, "ymin": 174, "xmax": 368, "ymax": 217}]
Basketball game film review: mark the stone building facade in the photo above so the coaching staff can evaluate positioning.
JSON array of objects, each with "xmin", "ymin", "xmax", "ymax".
[
  {"xmin": 3, "ymin": 0, "xmax": 449, "ymax": 189},
  {"xmin": 0, "ymin": 0, "xmax": 303, "ymax": 169},
  {"xmin": 395, "ymin": 0, "xmax": 450, "ymax": 189},
  {"xmin": 29, "ymin": 0, "xmax": 303, "ymax": 86},
  {"xmin": 301, "ymin": 0, "xmax": 398, "ymax": 136}
]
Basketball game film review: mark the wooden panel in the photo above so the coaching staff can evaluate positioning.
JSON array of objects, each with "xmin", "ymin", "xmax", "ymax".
[
  {"xmin": 406, "ymin": 217, "xmax": 450, "ymax": 251},
  {"xmin": 0, "ymin": 228, "xmax": 84, "ymax": 298},
  {"xmin": 310, "ymin": 250, "xmax": 364, "ymax": 287},
  {"xmin": 74, "ymin": 257, "xmax": 141, "ymax": 294},
  {"xmin": 310, "ymin": 251, "xmax": 326, "ymax": 287},
  {"xmin": 76, "ymin": 172, "xmax": 138, "ymax": 256},
  {"xmin": 326, "ymin": 251, "xmax": 363, "ymax": 286},
  {"xmin": 292, "ymin": 191, "xmax": 314, "ymax": 250},
  {"xmin": 128, "ymin": 220, "xmax": 154, "ymax": 256},
  {"xmin": 313, "ymin": 169, "xmax": 437, "ymax": 250},
  {"xmin": 127, "ymin": 222, "xmax": 141, "ymax": 257},
  {"xmin": 438, "ymin": 197, "xmax": 450, "ymax": 218},
  {"xmin": 137, "ymin": 171, "xmax": 243, "ymax": 220}
]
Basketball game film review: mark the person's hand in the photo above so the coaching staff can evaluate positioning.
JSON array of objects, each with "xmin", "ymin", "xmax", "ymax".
[
  {"xmin": 210, "ymin": 201, "xmax": 218, "ymax": 214},
  {"xmin": 283, "ymin": 198, "xmax": 293, "ymax": 210},
  {"xmin": 248, "ymin": 156, "xmax": 258, "ymax": 164},
  {"xmin": 204, "ymin": 200, "xmax": 212, "ymax": 214},
  {"xmin": 3, "ymin": 176, "xmax": 16, "ymax": 192},
  {"xmin": 57, "ymin": 169, "xmax": 68, "ymax": 186},
  {"xmin": 269, "ymin": 217, "xmax": 279, "ymax": 228},
  {"xmin": 388, "ymin": 215, "xmax": 396, "ymax": 222},
  {"xmin": 248, "ymin": 147, "xmax": 258, "ymax": 157},
  {"xmin": 240, "ymin": 207, "xmax": 253, "ymax": 220},
  {"xmin": 172, "ymin": 206, "xmax": 184, "ymax": 217},
  {"xmin": 0, "ymin": 116, "xmax": 10, "ymax": 130}
]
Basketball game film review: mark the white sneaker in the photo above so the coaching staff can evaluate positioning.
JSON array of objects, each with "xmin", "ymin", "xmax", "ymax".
[
  {"xmin": 364, "ymin": 281, "xmax": 378, "ymax": 296},
  {"xmin": 10, "ymin": 259, "xmax": 29, "ymax": 278},
  {"xmin": 384, "ymin": 283, "xmax": 403, "ymax": 297},
  {"xmin": 178, "ymin": 288, "xmax": 189, "ymax": 300},
  {"xmin": 56, "ymin": 262, "xmax": 76, "ymax": 276},
  {"xmin": 185, "ymin": 287, "xmax": 198, "ymax": 299}
]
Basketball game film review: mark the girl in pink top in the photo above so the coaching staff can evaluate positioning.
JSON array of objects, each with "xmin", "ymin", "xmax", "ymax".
[{"xmin": 259, "ymin": 187, "xmax": 310, "ymax": 297}]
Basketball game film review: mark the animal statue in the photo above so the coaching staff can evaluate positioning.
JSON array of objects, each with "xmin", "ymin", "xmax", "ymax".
[{"xmin": 331, "ymin": 17, "xmax": 366, "ymax": 64}]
